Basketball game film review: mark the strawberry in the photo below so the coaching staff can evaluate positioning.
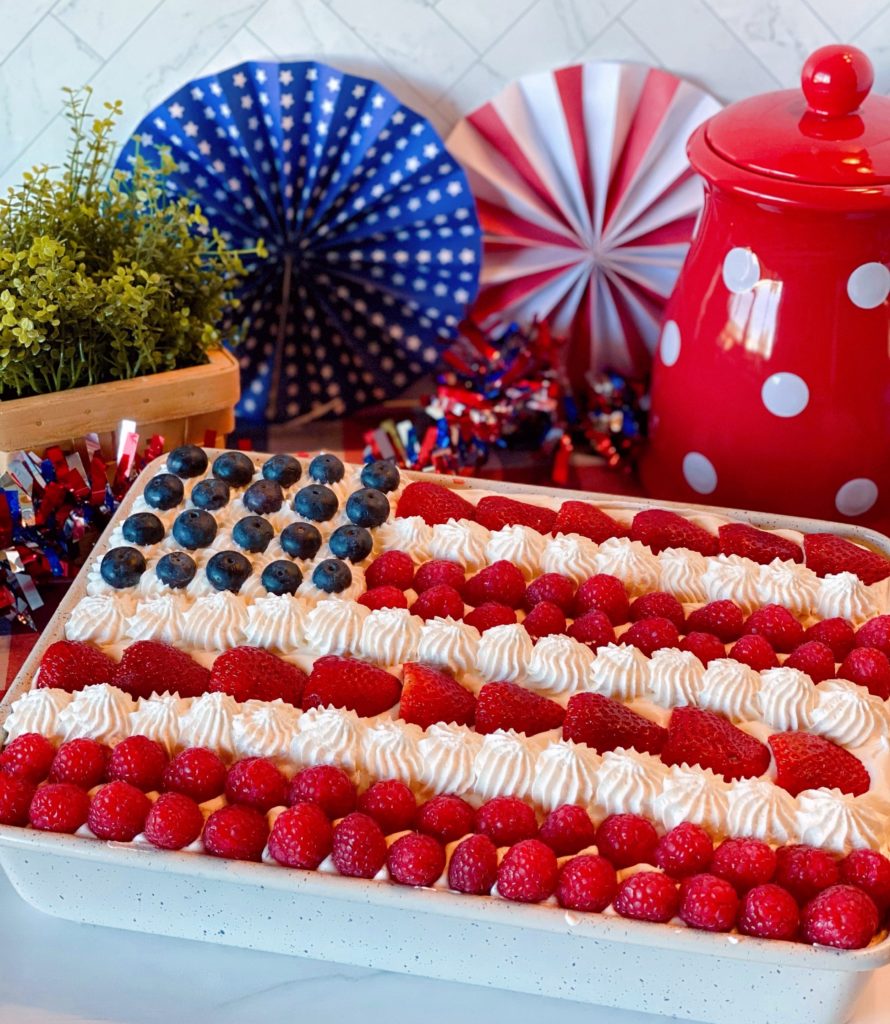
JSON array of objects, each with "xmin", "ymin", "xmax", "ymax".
[
  {"xmin": 566, "ymin": 609, "xmax": 617, "ymax": 651},
  {"xmin": 854, "ymin": 615, "xmax": 890, "ymax": 657},
  {"xmin": 203, "ymin": 804, "xmax": 269, "ymax": 862},
  {"xmin": 556, "ymin": 854, "xmax": 617, "ymax": 912},
  {"xmin": 114, "ymin": 640, "xmax": 210, "ymax": 700},
  {"xmin": 631, "ymin": 509, "xmax": 719, "ymax": 556},
  {"xmin": 662, "ymin": 706, "xmax": 770, "ymax": 781},
  {"xmin": 497, "ymin": 839, "xmax": 559, "ymax": 903},
  {"xmin": 539, "ymin": 804, "xmax": 596, "ymax": 856},
  {"xmin": 475, "ymin": 495, "xmax": 556, "ymax": 535},
  {"xmin": 143, "ymin": 792, "xmax": 205, "ymax": 851},
  {"xmin": 396, "ymin": 481, "xmax": 477, "ymax": 526},
  {"xmin": 475, "ymin": 681, "xmax": 565, "ymax": 737},
  {"xmin": 804, "ymin": 533, "xmax": 890, "ymax": 585},
  {"xmin": 801, "ymin": 885, "xmax": 879, "ymax": 949},
  {"xmin": 769, "ymin": 731, "xmax": 870, "ymax": 797},
  {"xmin": 680, "ymin": 631, "xmax": 727, "ymax": 666},
  {"xmin": 87, "ymin": 780, "xmax": 151, "ymax": 841},
  {"xmin": 839, "ymin": 647, "xmax": 890, "ymax": 699},
  {"xmin": 629, "ymin": 591, "xmax": 685, "ymax": 631},
  {"xmin": 387, "ymin": 832, "xmax": 446, "ymax": 887},
  {"xmin": 685, "ymin": 600, "xmax": 744, "ymax": 642},
  {"xmin": 209, "ymin": 646, "xmax": 307, "ymax": 705},
  {"xmin": 785, "ymin": 641, "xmax": 836, "ymax": 684},
  {"xmin": 654, "ymin": 822, "xmax": 714, "ymax": 879},
  {"xmin": 37, "ymin": 640, "xmax": 116, "ymax": 693},
  {"xmin": 463, "ymin": 560, "xmax": 526, "ymax": 608},
  {"xmin": 413, "ymin": 559, "xmax": 465, "ymax": 594},
  {"xmin": 410, "ymin": 583, "xmax": 465, "ymax": 621},
  {"xmin": 29, "ymin": 782, "xmax": 91, "ymax": 834},
  {"xmin": 288, "ymin": 764, "xmax": 357, "ymax": 819},
  {"xmin": 49, "ymin": 738, "xmax": 109, "ymax": 789},
  {"xmin": 225, "ymin": 757, "xmax": 289, "ymax": 812},
  {"xmin": 595, "ymin": 813, "xmax": 658, "ymax": 868},
  {"xmin": 738, "ymin": 884, "xmax": 800, "ymax": 941},
  {"xmin": 416, "ymin": 794, "xmax": 474, "ymax": 844},
  {"xmin": 268, "ymin": 803, "xmax": 333, "ymax": 869},
  {"xmin": 399, "ymin": 662, "xmax": 475, "ymax": 729},
  {"xmin": 775, "ymin": 844, "xmax": 840, "ymax": 904},
  {"xmin": 562, "ymin": 692, "xmax": 667, "ymax": 755},
  {"xmin": 623, "ymin": 616, "xmax": 680, "ymax": 656},
  {"xmin": 718, "ymin": 522, "xmax": 803, "ymax": 565},
  {"xmin": 743, "ymin": 604, "xmax": 804, "ymax": 653},
  {"xmin": 521, "ymin": 601, "xmax": 566, "ymax": 640},
  {"xmin": 357, "ymin": 780, "xmax": 416, "ymax": 834},
  {"xmin": 365, "ymin": 550, "xmax": 415, "ymax": 590},
  {"xmin": 107, "ymin": 735, "xmax": 168, "ymax": 791},
  {"xmin": 448, "ymin": 833, "xmax": 498, "ymax": 895},
  {"xmin": 474, "ymin": 796, "xmax": 537, "ymax": 847},
  {"xmin": 463, "ymin": 602, "xmax": 516, "ymax": 632},
  {"xmin": 303, "ymin": 655, "xmax": 401, "ymax": 717},
  {"xmin": 332, "ymin": 812, "xmax": 388, "ymax": 878},
  {"xmin": 551, "ymin": 501, "xmax": 628, "ymax": 543},
  {"xmin": 525, "ymin": 573, "xmax": 576, "ymax": 613},
  {"xmin": 729, "ymin": 633, "xmax": 778, "ymax": 671},
  {"xmin": 806, "ymin": 617, "xmax": 856, "ymax": 661},
  {"xmin": 679, "ymin": 873, "xmax": 739, "ymax": 932},
  {"xmin": 0, "ymin": 733, "xmax": 55, "ymax": 783},
  {"xmin": 162, "ymin": 747, "xmax": 227, "ymax": 803},
  {"xmin": 573, "ymin": 574, "xmax": 629, "ymax": 624},
  {"xmin": 614, "ymin": 871, "xmax": 680, "ymax": 923},
  {"xmin": 358, "ymin": 585, "xmax": 409, "ymax": 611}
]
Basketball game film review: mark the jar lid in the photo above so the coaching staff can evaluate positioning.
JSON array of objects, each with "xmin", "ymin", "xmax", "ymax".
[{"xmin": 704, "ymin": 45, "xmax": 890, "ymax": 187}]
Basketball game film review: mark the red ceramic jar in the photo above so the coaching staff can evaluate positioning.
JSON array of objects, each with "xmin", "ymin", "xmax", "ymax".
[{"xmin": 643, "ymin": 46, "xmax": 890, "ymax": 531}]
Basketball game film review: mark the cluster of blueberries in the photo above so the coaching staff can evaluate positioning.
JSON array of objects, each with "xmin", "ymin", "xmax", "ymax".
[{"xmin": 100, "ymin": 446, "xmax": 400, "ymax": 597}]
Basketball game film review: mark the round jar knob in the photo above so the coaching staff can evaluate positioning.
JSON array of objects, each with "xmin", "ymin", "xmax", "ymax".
[{"xmin": 801, "ymin": 44, "xmax": 874, "ymax": 117}]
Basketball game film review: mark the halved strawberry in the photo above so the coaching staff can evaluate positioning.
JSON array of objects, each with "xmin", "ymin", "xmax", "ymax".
[
  {"xmin": 475, "ymin": 681, "xmax": 565, "ymax": 736},
  {"xmin": 396, "ymin": 482, "xmax": 477, "ymax": 526},
  {"xmin": 551, "ymin": 501, "xmax": 628, "ymax": 543},
  {"xmin": 399, "ymin": 663, "xmax": 476, "ymax": 729},
  {"xmin": 804, "ymin": 533, "xmax": 890, "ymax": 585},
  {"xmin": 769, "ymin": 731, "xmax": 870, "ymax": 797},
  {"xmin": 116, "ymin": 641, "xmax": 211, "ymax": 700},
  {"xmin": 303, "ymin": 656, "xmax": 401, "ymax": 717},
  {"xmin": 475, "ymin": 495, "xmax": 556, "ymax": 535},
  {"xmin": 209, "ymin": 646, "xmax": 306, "ymax": 705},
  {"xmin": 562, "ymin": 693, "xmax": 667, "ymax": 755},
  {"xmin": 717, "ymin": 522, "xmax": 803, "ymax": 565},
  {"xmin": 661, "ymin": 706, "xmax": 770, "ymax": 782},
  {"xmin": 37, "ymin": 640, "xmax": 116, "ymax": 693},
  {"xmin": 630, "ymin": 509, "xmax": 719, "ymax": 556}
]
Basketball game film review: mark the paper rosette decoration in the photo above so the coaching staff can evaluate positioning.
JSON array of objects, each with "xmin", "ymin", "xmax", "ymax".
[
  {"xmin": 447, "ymin": 62, "xmax": 721, "ymax": 383},
  {"xmin": 118, "ymin": 61, "xmax": 481, "ymax": 423}
]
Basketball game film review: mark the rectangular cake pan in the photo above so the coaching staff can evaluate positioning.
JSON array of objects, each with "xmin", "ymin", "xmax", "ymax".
[{"xmin": 0, "ymin": 454, "xmax": 888, "ymax": 1024}]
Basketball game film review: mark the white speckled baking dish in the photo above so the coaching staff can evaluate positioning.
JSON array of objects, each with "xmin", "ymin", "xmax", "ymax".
[{"xmin": 0, "ymin": 454, "xmax": 888, "ymax": 1024}]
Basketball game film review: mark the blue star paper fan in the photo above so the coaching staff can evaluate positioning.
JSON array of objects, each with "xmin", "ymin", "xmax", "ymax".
[{"xmin": 117, "ymin": 61, "xmax": 482, "ymax": 423}]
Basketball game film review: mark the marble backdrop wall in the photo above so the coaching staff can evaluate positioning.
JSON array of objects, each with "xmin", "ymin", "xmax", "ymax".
[{"xmin": 1, "ymin": 0, "xmax": 889, "ymax": 192}]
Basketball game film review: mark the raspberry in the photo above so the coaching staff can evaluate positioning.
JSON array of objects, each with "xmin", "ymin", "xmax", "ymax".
[
  {"xmin": 475, "ymin": 681, "xmax": 564, "ymax": 737},
  {"xmin": 163, "ymin": 747, "xmax": 227, "ymax": 803},
  {"xmin": 448, "ymin": 833, "xmax": 499, "ymax": 894},
  {"xmin": 662, "ymin": 706, "xmax": 770, "ymax": 781},
  {"xmin": 114, "ymin": 640, "xmax": 210, "ymax": 700},
  {"xmin": 358, "ymin": 585, "xmax": 409, "ymax": 611},
  {"xmin": 718, "ymin": 522, "xmax": 803, "ymax": 565},
  {"xmin": 595, "ymin": 814, "xmax": 658, "ymax": 868},
  {"xmin": 631, "ymin": 509, "xmax": 719, "ymax": 556},
  {"xmin": 209, "ymin": 646, "xmax": 307, "ymax": 705},
  {"xmin": 522, "ymin": 601, "xmax": 567, "ymax": 641},
  {"xmin": 476, "ymin": 495, "xmax": 557, "ymax": 534},
  {"xmin": 785, "ymin": 641, "xmax": 836, "ymax": 684},
  {"xmin": 630, "ymin": 591, "xmax": 685, "ymax": 630},
  {"xmin": 387, "ymin": 832, "xmax": 446, "ymax": 886},
  {"xmin": 357, "ymin": 779, "xmax": 416, "ymax": 834},
  {"xmin": 614, "ymin": 871, "xmax": 680, "ymax": 923},
  {"xmin": 710, "ymin": 837, "xmax": 777, "ymax": 894},
  {"xmin": 413, "ymin": 559, "xmax": 466, "ymax": 594},
  {"xmin": 225, "ymin": 757, "xmax": 289, "ymax": 812},
  {"xmin": 107, "ymin": 736, "xmax": 168, "ymax": 791},
  {"xmin": 525, "ymin": 573, "xmax": 576, "ymax": 613},
  {"xmin": 804, "ymin": 533, "xmax": 890, "ymax": 586},
  {"xmin": 49, "ymin": 738, "xmax": 109, "ymax": 789},
  {"xmin": 0, "ymin": 772, "xmax": 34, "ymax": 825},
  {"xmin": 838, "ymin": 647, "xmax": 890, "ymax": 699},
  {"xmin": 474, "ymin": 796, "xmax": 537, "ymax": 847},
  {"xmin": 854, "ymin": 614, "xmax": 890, "ymax": 657},
  {"xmin": 539, "ymin": 804, "xmax": 596, "ymax": 856},
  {"xmin": 738, "ymin": 884, "xmax": 800, "ymax": 940},
  {"xmin": 0, "ymin": 733, "xmax": 55, "ymax": 783},
  {"xmin": 288, "ymin": 764, "xmax": 357, "ymax": 819},
  {"xmin": 840, "ymin": 849, "xmax": 890, "ymax": 912},
  {"xmin": 365, "ymin": 550, "xmax": 414, "ymax": 590},
  {"xmin": 801, "ymin": 885, "xmax": 879, "ymax": 949},
  {"xmin": 743, "ymin": 605, "xmax": 804, "ymax": 653},
  {"xmin": 775, "ymin": 844, "xmax": 840, "ymax": 904},
  {"xmin": 563, "ymin": 692, "xmax": 667, "ymax": 756},
  {"xmin": 332, "ymin": 812, "xmax": 387, "ymax": 878},
  {"xmin": 686, "ymin": 601, "xmax": 744, "ymax": 642},
  {"xmin": 566, "ymin": 610, "xmax": 617, "ymax": 651},
  {"xmin": 396, "ymin": 481, "xmax": 477, "ymax": 527},
  {"xmin": 463, "ymin": 561, "xmax": 526, "ymax": 608},
  {"xmin": 268, "ymin": 803, "xmax": 334, "ymax": 869},
  {"xmin": 679, "ymin": 873, "xmax": 739, "ymax": 932},
  {"xmin": 654, "ymin": 822, "xmax": 714, "ymax": 879},
  {"xmin": 623, "ymin": 616, "xmax": 680, "ymax": 656},
  {"xmin": 399, "ymin": 662, "xmax": 476, "ymax": 730},
  {"xmin": 416, "ymin": 794, "xmax": 474, "ymax": 844},
  {"xmin": 729, "ymin": 633, "xmax": 778, "ymax": 671},
  {"xmin": 573, "ymin": 574, "xmax": 629, "ymax": 624},
  {"xmin": 411, "ymin": 584, "xmax": 465, "ymax": 621},
  {"xmin": 680, "ymin": 631, "xmax": 727, "ymax": 666},
  {"xmin": 806, "ymin": 617, "xmax": 856, "ymax": 661},
  {"xmin": 552, "ymin": 501, "xmax": 627, "ymax": 543},
  {"xmin": 556, "ymin": 854, "xmax": 617, "ymax": 912},
  {"xmin": 87, "ymin": 780, "xmax": 151, "ymax": 841},
  {"xmin": 303, "ymin": 655, "xmax": 401, "ymax": 718},
  {"xmin": 143, "ymin": 791, "xmax": 204, "ymax": 850},
  {"xmin": 769, "ymin": 731, "xmax": 869, "ymax": 797},
  {"xmin": 37, "ymin": 639, "xmax": 116, "ymax": 693},
  {"xmin": 463, "ymin": 602, "xmax": 516, "ymax": 633},
  {"xmin": 28, "ymin": 782, "xmax": 90, "ymax": 833},
  {"xmin": 203, "ymin": 804, "xmax": 269, "ymax": 862},
  {"xmin": 497, "ymin": 838, "xmax": 559, "ymax": 903}
]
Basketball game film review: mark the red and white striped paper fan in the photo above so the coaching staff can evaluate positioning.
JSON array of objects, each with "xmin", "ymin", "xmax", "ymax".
[{"xmin": 447, "ymin": 62, "xmax": 721, "ymax": 383}]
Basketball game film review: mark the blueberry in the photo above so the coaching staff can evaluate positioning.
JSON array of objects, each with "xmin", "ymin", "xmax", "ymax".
[
  {"xmin": 206, "ymin": 550, "xmax": 253, "ymax": 593},
  {"xmin": 294, "ymin": 484, "xmax": 338, "ymax": 522},
  {"xmin": 308, "ymin": 453, "xmax": 345, "ymax": 484},
  {"xmin": 191, "ymin": 478, "xmax": 230, "ymax": 511},
  {"xmin": 122, "ymin": 513, "xmax": 165, "ymax": 546},
  {"xmin": 261, "ymin": 560, "xmax": 303, "ymax": 596},
  {"xmin": 155, "ymin": 551, "xmax": 197, "ymax": 589},
  {"xmin": 312, "ymin": 558, "xmax": 352, "ymax": 594},
  {"xmin": 166, "ymin": 445, "xmax": 208, "ymax": 479},
  {"xmin": 329, "ymin": 524, "xmax": 373, "ymax": 563},
  {"xmin": 233, "ymin": 515, "xmax": 274, "ymax": 553},
  {"xmin": 172, "ymin": 509, "xmax": 218, "ymax": 550},
  {"xmin": 361, "ymin": 459, "xmax": 400, "ymax": 493},
  {"xmin": 243, "ymin": 479, "xmax": 284, "ymax": 514},
  {"xmin": 212, "ymin": 451, "xmax": 255, "ymax": 487},
  {"xmin": 345, "ymin": 487, "xmax": 390, "ymax": 528},
  {"xmin": 100, "ymin": 547, "xmax": 146, "ymax": 589},
  {"xmin": 262, "ymin": 454, "xmax": 302, "ymax": 487},
  {"xmin": 144, "ymin": 473, "xmax": 184, "ymax": 511},
  {"xmin": 280, "ymin": 522, "xmax": 322, "ymax": 560}
]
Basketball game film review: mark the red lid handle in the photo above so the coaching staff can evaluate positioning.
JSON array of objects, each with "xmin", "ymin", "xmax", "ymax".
[{"xmin": 801, "ymin": 45, "xmax": 874, "ymax": 117}]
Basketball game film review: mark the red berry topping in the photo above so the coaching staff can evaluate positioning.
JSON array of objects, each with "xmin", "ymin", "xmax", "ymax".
[
  {"xmin": 414, "ymin": 559, "xmax": 466, "ymax": 594},
  {"xmin": 332, "ymin": 811, "xmax": 387, "ymax": 878},
  {"xmin": 143, "ymin": 791, "xmax": 204, "ymax": 850},
  {"xmin": 416, "ymin": 794, "xmax": 474, "ymax": 844},
  {"xmin": 566, "ymin": 610, "xmax": 617, "ymax": 651},
  {"xmin": 718, "ymin": 522, "xmax": 803, "ymax": 564},
  {"xmin": 203, "ymin": 803, "xmax": 269, "ymax": 862},
  {"xmin": 614, "ymin": 871, "xmax": 680, "ymax": 923},
  {"xmin": 686, "ymin": 600, "xmax": 745, "ymax": 642},
  {"xmin": 365, "ymin": 550, "xmax": 415, "ymax": 590},
  {"xmin": 474, "ymin": 795, "xmax": 537, "ymax": 847},
  {"xmin": 476, "ymin": 495, "xmax": 557, "ymax": 534},
  {"xmin": 573, "ymin": 574, "xmax": 629, "ymax": 624},
  {"xmin": 357, "ymin": 779, "xmax": 417, "ymax": 835},
  {"xmin": 49, "ymin": 738, "xmax": 109, "ymax": 789},
  {"xmin": 729, "ymin": 633, "xmax": 778, "ymax": 671},
  {"xmin": 37, "ymin": 640, "xmax": 116, "ymax": 693},
  {"xmin": 28, "ymin": 782, "xmax": 90, "ymax": 833},
  {"xmin": 804, "ymin": 533, "xmax": 890, "ymax": 586},
  {"xmin": 209, "ymin": 646, "xmax": 307, "ymax": 705},
  {"xmin": 785, "ymin": 641, "xmax": 836, "ymax": 684},
  {"xmin": 539, "ymin": 804, "xmax": 596, "ymax": 856},
  {"xmin": 525, "ymin": 573, "xmax": 576, "ymax": 613},
  {"xmin": 475, "ymin": 680, "xmax": 565, "ymax": 737},
  {"xmin": 303, "ymin": 655, "xmax": 401, "ymax": 717},
  {"xmin": 738, "ymin": 884, "xmax": 800, "ymax": 941},
  {"xmin": 107, "ymin": 735, "xmax": 168, "ymax": 792},
  {"xmin": 163, "ymin": 746, "xmax": 227, "ymax": 803},
  {"xmin": 775, "ymin": 845, "xmax": 840, "ymax": 904},
  {"xmin": 679, "ymin": 631, "xmax": 727, "ymax": 666},
  {"xmin": 595, "ymin": 813, "xmax": 658, "ymax": 868},
  {"xmin": 630, "ymin": 591, "xmax": 685, "ymax": 631},
  {"xmin": 710, "ymin": 837, "xmax": 777, "ymax": 894},
  {"xmin": 268, "ymin": 803, "xmax": 334, "ymax": 869},
  {"xmin": 87, "ymin": 780, "xmax": 151, "ymax": 841},
  {"xmin": 662, "ymin": 706, "xmax": 770, "ymax": 781},
  {"xmin": 288, "ymin": 764, "xmax": 357, "ymax": 819},
  {"xmin": 769, "ymin": 731, "xmax": 869, "ymax": 797},
  {"xmin": 556, "ymin": 854, "xmax": 617, "ymax": 912},
  {"xmin": 854, "ymin": 614, "xmax": 890, "ymax": 657},
  {"xmin": 0, "ymin": 772, "xmax": 35, "ymax": 825},
  {"xmin": 225, "ymin": 757, "xmax": 289, "ymax": 812},
  {"xmin": 448, "ymin": 833, "xmax": 499, "ymax": 895},
  {"xmin": 806, "ymin": 617, "xmax": 856, "ymax": 661},
  {"xmin": 463, "ymin": 602, "xmax": 517, "ymax": 633},
  {"xmin": 497, "ymin": 838, "xmax": 559, "ymax": 903},
  {"xmin": 801, "ymin": 885, "xmax": 879, "ymax": 949},
  {"xmin": 0, "ymin": 733, "xmax": 55, "ymax": 783},
  {"xmin": 552, "ymin": 501, "xmax": 627, "ymax": 544},
  {"xmin": 396, "ymin": 481, "xmax": 477, "ymax": 527},
  {"xmin": 654, "ymin": 822, "xmax": 714, "ymax": 879},
  {"xmin": 463, "ymin": 560, "xmax": 526, "ymax": 609},
  {"xmin": 631, "ymin": 508, "xmax": 718, "ymax": 556},
  {"xmin": 114, "ymin": 640, "xmax": 210, "ymax": 700},
  {"xmin": 399, "ymin": 662, "xmax": 476, "ymax": 730},
  {"xmin": 522, "ymin": 600, "xmax": 567, "ymax": 641},
  {"xmin": 387, "ymin": 832, "xmax": 446, "ymax": 887},
  {"xmin": 411, "ymin": 583, "xmax": 465, "ymax": 621},
  {"xmin": 840, "ymin": 848, "xmax": 890, "ymax": 912},
  {"xmin": 563, "ymin": 692, "xmax": 667, "ymax": 756},
  {"xmin": 743, "ymin": 604, "xmax": 804, "ymax": 653},
  {"xmin": 358, "ymin": 585, "xmax": 409, "ymax": 611},
  {"xmin": 679, "ymin": 873, "xmax": 739, "ymax": 932},
  {"xmin": 838, "ymin": 647, "xmax": 890, "ymax": 699},
  {"xmin": 622, "ymin": 616, "xmax": 680, "ymax": 656}
]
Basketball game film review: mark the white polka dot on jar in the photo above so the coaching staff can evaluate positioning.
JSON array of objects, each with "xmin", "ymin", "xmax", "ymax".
[
  {"xmin": 682, "ymin": 452, "xmax": 718, "ymax": 495},
  {"xmin": 761, "ymin": 372, "xmax": 809, "ymax": 418},
  {"xmin": 835, "ymin": 478, "xmax": 878, "ymax": 517},
  {"xmin": 660, "ymin": 320, "xmax": 681, "ymax": 366},
  {"xmin": 722, "ymin": 247, "xmax": 760, "ymax": 293},
  {"xmin": 847, "ymin": 262, "xmax": 890, "ymax": 309}
]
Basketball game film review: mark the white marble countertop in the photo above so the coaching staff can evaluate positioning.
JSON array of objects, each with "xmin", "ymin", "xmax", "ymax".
[{"xmin": 0, "ymin": 869, "xmax": 885, "ymax": 1024}]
